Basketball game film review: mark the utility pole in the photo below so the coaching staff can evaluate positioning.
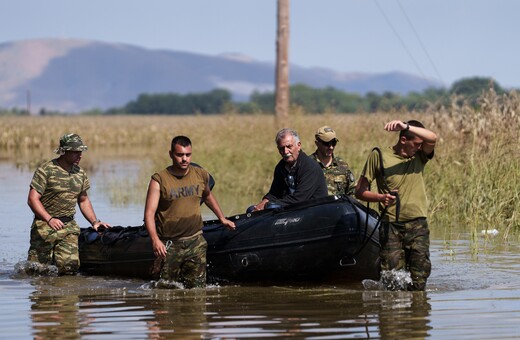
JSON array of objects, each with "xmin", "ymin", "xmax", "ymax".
[
  {"xmin": 26, "ymin": 90, "xmax": 31, "ymax": 115},
  {"xmin": 275, "ymin": 0, "xmax": 289, "ymax": 119}
]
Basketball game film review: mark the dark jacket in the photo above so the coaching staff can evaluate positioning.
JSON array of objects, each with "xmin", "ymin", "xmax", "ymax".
[{"xmin": 264, "ymin": 151, "xmax": 328, "ymax": 206}]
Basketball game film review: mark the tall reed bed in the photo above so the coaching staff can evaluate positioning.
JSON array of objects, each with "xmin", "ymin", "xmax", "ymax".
[
  {"xmin": 1, "ymin": 92, "xmax": 518, "ymax": 241},
  {"xmin": 428, "ymin": 90, "xmax": 520, "ymax": 241}
]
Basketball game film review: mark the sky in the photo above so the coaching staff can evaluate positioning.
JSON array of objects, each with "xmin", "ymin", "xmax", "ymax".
[{"xmin": 2, "ymin": 0, "xmax": 519, "ymax": 89}]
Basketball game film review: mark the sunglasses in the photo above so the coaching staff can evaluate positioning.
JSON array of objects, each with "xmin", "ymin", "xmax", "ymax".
[{"xmin": 318, "ymin": 139, "xmax": 337, "ymax": 147}]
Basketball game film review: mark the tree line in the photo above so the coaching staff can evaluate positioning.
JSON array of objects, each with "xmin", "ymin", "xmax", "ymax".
[
  {"xmin": 106, "ymin": 77, "xmax": 506, "ymax": 115},
  {"xmin": 0, "ymin": 76, "xmax": 509, "ymax": 116}
]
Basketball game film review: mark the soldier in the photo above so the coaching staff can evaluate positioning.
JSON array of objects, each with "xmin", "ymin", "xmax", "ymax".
[
  {"xmin": 311, "ymin": 126, "xmax": 356, "ymax": 196},
  {"xmin": 355, "ymin": 120, "xmax": 437, "ymax": 291},
  {"xmin": 144, "ymin": 135, "xmax": 235, "ymax": 288},
  {"xmin": 27, "ymin": 133, "xmax": 110, "ymax": 275}
]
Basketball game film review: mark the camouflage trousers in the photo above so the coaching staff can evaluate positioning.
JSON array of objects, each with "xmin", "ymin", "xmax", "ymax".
[
  {"xmin": 27, "ymin": 219, "xmax": 80, "ymax": 275},
  {"xmin": 159, "ymin": 233, "xmax": 208, "ymax": 288},
  {"xmin": 380, "ymin": 218, "xmax": 431, "ymax": 291}
]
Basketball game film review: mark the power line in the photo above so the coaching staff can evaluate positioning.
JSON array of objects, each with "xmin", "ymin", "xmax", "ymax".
[
  {"xmin": 373, "ymin": 0, "xmax": 427, "ymax": 80},
  {"xmin": 396, "ymin": 0, "xmax": 446, "ymax": 87}
]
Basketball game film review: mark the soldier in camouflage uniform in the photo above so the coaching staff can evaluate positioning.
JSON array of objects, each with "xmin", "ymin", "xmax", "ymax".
[
  {"xmin": 27, "ymin": 133, "xmax": 110, "ymax": 275},
  {"xmin": 355, "ymin": 120, "xmax": 437, "ymax": 291},
  {"xmin": 311, "ymin": 126, "xmax": 356, "ymax": 196},
  {"xmin": 144, "ymin": 136, "xmax": 235, "ymax": 288}
]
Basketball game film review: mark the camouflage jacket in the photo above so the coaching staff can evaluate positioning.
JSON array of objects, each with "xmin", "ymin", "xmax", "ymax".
[{"xmin": 311, "ymin": 152, "xmax": 356, "ymax": 196}]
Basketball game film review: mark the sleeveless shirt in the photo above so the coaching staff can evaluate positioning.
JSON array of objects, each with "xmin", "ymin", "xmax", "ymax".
[{"xmin": 152, "ymin": 165, "xmax": 209, "ymax": 239}]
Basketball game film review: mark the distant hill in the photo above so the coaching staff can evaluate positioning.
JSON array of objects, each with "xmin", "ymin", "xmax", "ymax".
[{"xmin": 0, "ymin": 38, "xmax": 441, "ymax": 113}]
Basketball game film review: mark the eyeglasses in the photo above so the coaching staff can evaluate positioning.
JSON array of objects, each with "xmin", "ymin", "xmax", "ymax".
[{"xmin": 318, "ymin": 139, "xmax": 337, "ymax": 147}]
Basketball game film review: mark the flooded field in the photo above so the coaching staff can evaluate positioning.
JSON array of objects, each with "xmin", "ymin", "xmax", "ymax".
[{"xmin": 2, "ymin": 161, "xmax": 520, "ymax": 339}]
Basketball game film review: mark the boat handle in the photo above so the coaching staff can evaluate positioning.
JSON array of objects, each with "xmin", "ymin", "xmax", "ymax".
[{"xmin": 339, "ymin": 257, "xmax": 357, "ymax": 267}]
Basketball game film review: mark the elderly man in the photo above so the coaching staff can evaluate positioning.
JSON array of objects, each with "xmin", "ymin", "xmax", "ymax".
[
  {"xmin": 253, "ymin": 128, "xmax": 328, "ymax": 211},
  {"xmin": 27, "ymin": 133, "xmax": 110, "ymax": 275},
  {"xmin": 311, "ymin": 125, "xmax": 356, "ymax": 196}
]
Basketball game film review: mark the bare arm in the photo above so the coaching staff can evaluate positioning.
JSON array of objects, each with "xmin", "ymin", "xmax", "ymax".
[
  {"xmin": 28, "ymin": 187, "xmax": 66, "ymax": 230},
  {"xmin": 355, "ymin": 176, "xmax": 396, "ymax": 206},
  {"xmin": 203, "ymin": 183, "xmax": 235, "ymax": 230},
  {"xmin": 78, "ymin": 191, "xmax": 110, "ymax": 231},
  {"xmin": 144, "ymin": 179, "xmax": 167, "ymax": 258},
  {"xmin": 384, "ymin": 120, "xmax": 437, "ymax": 155}
]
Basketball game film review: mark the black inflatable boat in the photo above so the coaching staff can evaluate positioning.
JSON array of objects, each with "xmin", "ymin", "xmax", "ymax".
[{"xmin": 79, "ymin": 195, "xmax": 381, "ymax": 284}]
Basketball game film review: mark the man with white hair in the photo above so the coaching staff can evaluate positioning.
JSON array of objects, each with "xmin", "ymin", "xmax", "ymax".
[{"xmin": 253, "ymin": 128, "xmax": 328, "ymax": 211}]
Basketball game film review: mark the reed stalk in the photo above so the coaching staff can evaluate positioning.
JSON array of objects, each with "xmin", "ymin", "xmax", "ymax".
[{"xmin": 2, "ymin": 90, "xmax": 518, "ymax": 242}]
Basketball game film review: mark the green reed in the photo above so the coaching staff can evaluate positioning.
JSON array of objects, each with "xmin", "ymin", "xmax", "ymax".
[
  {"xmin": 428, "ymin": 89, "xmax": 520, "ymax": 241},
  {"xmin": 1, "ymin": 91, "xmax": 518, "ymax": 241}
]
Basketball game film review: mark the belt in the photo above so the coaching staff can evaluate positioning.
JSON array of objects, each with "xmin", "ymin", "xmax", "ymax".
[
  {"xmin": 38, "ymin": 215, "xmax": 75, "ymax": 223},
  {"xmin": 161, "ymin": 230, "xmax": 203, "ymax": 242},
  {"xmin": 384, "ymin": 217, "xmax": 426, "ymax": 224},
  {"xmin": 56, "ymin": 215, "xmax": 75, "ymax": 223}
]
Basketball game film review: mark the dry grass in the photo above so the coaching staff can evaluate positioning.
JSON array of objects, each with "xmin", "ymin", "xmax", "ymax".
[{"xmin": 2, "ymin": 91, "xmax": 519, "ymax": 242}]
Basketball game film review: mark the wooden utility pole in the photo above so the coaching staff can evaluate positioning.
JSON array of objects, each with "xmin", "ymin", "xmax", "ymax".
[
  {"xmin": 26, "ymin": 90, "xmax": 31, "ymax": 115},
  {"xmin": 275, "ymin": 0, "xmax": 289, "ymax": 119}
]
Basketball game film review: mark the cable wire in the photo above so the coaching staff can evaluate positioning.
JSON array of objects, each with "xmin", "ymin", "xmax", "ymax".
[
  {"xmin": 396, "ymin": 0, "xmax": 446, "ymax": 87},
  {"xmin": 373, "ymin": 0, "xmax": 427, "ymax": 80}
]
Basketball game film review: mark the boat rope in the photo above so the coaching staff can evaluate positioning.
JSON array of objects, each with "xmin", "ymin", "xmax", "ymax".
[
  {"xmin": 343, "ymin": 147, "xmax": 400, "ymax": 260},
  {"xmin": 342, "ymin": 204, "xmax": 388, "ymax": 263}
]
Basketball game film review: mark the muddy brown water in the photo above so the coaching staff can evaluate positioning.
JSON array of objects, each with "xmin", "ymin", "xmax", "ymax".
[{"xmin": 1, "ymin": 162, "xmax": 519, "ymax": 339}]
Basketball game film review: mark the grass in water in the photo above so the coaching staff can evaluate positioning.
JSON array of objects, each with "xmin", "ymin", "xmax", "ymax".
[{"xmin": 1, "ymin": 90, "xmax": 518, "ymax": 243}]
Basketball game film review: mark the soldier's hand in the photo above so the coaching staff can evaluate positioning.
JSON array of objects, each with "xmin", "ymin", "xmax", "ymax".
[
  {"xmin": 152, "ymin": 239, "xmax": 167, "ymax": 258},
  {"xmin": 384, "ymin": 120, "xmax": 407, "ymax": 132},
  {"xmin": 222, "ymin": 218, "xmax": 236, "ymax": 231},
  {"xmin": 380, "ymin": 192, "xmax": 397, "ymax": 206},
  {"xmin": 47, "ymin": 217, "xmax": 64, "ymax": 230},
  {"xmin": 93, "ymin": 220, "xmax": 111, "ymax": 231}
]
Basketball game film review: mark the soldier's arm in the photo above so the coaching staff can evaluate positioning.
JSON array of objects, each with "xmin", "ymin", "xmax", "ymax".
[
  {"xmin": 78, "ymin": 191, "xmax": 110, "ymax": 230},
  {"xmin": 355, "ymin": 177, "xmax": 396, "ymax": 206},
  {"xmin": 28, "ymin": 187, "xmax": 65, "ymax": 230},
  {"xmin": 144, "ymin": 179, "xmax": 167, "ymax": 258}
]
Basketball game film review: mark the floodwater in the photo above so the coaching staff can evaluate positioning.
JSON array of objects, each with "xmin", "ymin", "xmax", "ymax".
[{"xmin": 1, "ymin": 161, "xmax": 520, "ymax": 339}]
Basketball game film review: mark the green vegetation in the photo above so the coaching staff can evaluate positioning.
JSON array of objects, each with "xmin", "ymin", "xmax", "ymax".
[
  {"xmin": 0, "ymin": 76, "xmax": 508, "ymax": 116},
  {"xmin": 103, "ymin": 77, "xmax": 503, "ymax": 115},
  {"xmin": 104, "ymin": 76, "xmax": 506, "ymax": 115},
  {"xmin": 1, "ymin": 89, "xmax": 518, "ymax": 244},
  {"xmin": 110, "ymin": 89, "xmax": 232, "ymax": 115}
]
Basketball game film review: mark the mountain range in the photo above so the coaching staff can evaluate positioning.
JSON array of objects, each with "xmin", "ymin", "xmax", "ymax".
[{"xmin": 0, "ymin": 38, "xmax": 441, "ymax": 113}]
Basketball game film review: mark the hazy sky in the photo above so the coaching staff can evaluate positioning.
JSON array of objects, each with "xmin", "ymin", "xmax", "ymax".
[{"xmin": 2, "ymin": 0, "xmax": 519, "ymax": 89}]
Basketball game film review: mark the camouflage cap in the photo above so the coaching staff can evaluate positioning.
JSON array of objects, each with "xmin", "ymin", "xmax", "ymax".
[
  {"xmin": 55, "ymin": 133, "xmax": 88, "ymax": 154},
  {"xmin": 315, "ymin": 126, "xmax": 338, "ymax": 142}
]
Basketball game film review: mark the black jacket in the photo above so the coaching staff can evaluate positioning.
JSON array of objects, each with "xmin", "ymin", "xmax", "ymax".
[{"xmin": 264, "ymin": 151, "xmax": 328, "ymax": 206}]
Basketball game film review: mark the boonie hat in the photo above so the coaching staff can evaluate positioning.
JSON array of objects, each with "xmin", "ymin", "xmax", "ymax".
[
  {"xmin": 315, "ymin": 126, "xmax": 338, "ymax": 142},
  {"xmin": 55, "ymin": 133, "xmax": 88, "ymax": 154}
]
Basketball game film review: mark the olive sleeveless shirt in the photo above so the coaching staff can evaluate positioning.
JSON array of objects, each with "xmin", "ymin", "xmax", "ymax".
[{"xmin": 152, "ymin": 165, "xmax": 209, "ymax": 239}]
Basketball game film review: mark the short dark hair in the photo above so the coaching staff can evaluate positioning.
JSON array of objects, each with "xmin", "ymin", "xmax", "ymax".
[
  {"xmin": 400, "ymin": 120, "xmax": 425, "ymax": 139},
  {"xmin": 171, "ymin": 135, "xmax": 191, "ymax": 150}
]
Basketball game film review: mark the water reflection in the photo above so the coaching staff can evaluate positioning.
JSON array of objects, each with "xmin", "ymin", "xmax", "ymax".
[
  {"xmin": 29, "ymin": 277, "xmax": 82, "ymax": 339},
  {"xmin": 3, "ymin": 159, "xmax": 520, "ymax": 339},
  {"xmin": 363, "ymin": 290, "xmax": 431, "ymax": 339},
  {"xmin": 145, "ymin": 289, "xmax": 208, "ymax": 339},
  {"xmin": 25, "ymin": 277, "xmax": 434, "ymax": 339}
]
